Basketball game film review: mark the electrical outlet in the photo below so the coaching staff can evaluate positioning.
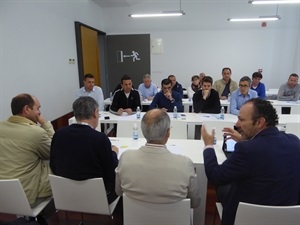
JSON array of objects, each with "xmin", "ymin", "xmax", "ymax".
[{"xmin": 68, "ymin": 59, "xmax": 76, "ymax": 64}]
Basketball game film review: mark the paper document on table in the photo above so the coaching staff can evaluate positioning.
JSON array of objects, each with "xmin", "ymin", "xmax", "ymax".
[
  {"xmin": 197, "ymin": 114, "xmax": 221, "ymax": 120},
  {"xmin": 166, "ymin": 144, "xmax": 182, "ymax": 155}
]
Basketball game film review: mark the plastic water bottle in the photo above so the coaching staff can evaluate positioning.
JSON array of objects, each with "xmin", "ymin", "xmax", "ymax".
[
  {"xmin": 220, "ymin": 106, "xmax": 225, "ymax": 120},
  {"xmin": 213, "ymin": 127, "xmax": 217, "ymax": 145},
  {"xmin": 109, "ymin": 92, "xmax": 113, "ymax": 101},
  {"xmin": 136, "ymin": 106, "xmax": 141, "ymax": 119},
  {"xmin": 133, "ymin": 123, "xmax": 138, "ymax": 140},
  {"xmin": 227, "ymin": 93, "xmax": 231, "ymax": 102},
  {"xmin": 173, "ymin": 106, "xmax": 178, "ymax": 118}
]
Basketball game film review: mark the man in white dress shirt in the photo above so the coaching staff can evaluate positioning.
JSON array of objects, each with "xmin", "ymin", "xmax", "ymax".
[{"xmin": 76, "ymin": 73, "xmax": 104, "ymax": 111}]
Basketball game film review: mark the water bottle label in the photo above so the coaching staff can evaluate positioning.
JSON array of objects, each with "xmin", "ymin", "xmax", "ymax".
[
  {"xmin": 213, "ymin": 136, "xmax": 217, "ymax": 145},
  {"xmin": 133, "ymin": 131, "xmax": 138, "ymax": 140}
]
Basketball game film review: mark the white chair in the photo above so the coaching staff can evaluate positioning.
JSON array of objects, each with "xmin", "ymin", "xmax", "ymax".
[
  {"xmin": 202, "ymin": 120, "xmax": 235, "ymax": 140},
  {"xmin": 215, "ymin": 202, "xmax": 300, "ymax": 225},
  {"xmin": 170, "ymin": 120, "xmax": 188, "ymax": 139},
  {"xmin": 234, "ymin": 202, "xmax": 300, "ymax": 225},
  {"xmin": 48, "ymin": 174, "xmax": 120, "ymax": 221},
  {"xmin": 117, "ymin": 120, "xmax": 144, "ymax": 138},
  {"xmin": 285, "ymin": 122, "xmax": 300, "ymax": 137},
  {"xmin": 68, "ymin": 116, "xmax": 101, "ymax": 132},
  {"xmin": 0, "ymin": 179, "xmax": 52, "ymax": 217},
  {"xmin": 123, "ymin": 194, "xmax": 192, "ymax": 225},
  {"xmin": 291, "ymin": 105, "xmax": 300, "ymax": 114}
]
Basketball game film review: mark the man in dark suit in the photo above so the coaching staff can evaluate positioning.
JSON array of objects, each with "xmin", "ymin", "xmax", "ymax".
[{"xmin": 201, "ymin": 98, "xmax": 300, "ymax": 225}]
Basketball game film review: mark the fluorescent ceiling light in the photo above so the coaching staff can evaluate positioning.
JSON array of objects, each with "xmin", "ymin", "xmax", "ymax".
[
  {"xmin": 129, "ymin": 10, "xmax": 185, "ymax": 18},
  {"xmin": 249, "ymin": 0, "xmax": 300, "ymax": 4},
  {"xmin": 228, "ymin": 15, "xmax": 280, "ymax": 22}
]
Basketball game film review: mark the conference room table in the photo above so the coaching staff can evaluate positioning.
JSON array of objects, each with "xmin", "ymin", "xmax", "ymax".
[
  {"xmin": 109, "ymin": 137, "xmax": 227, "ymax": 225},
  {"xmin": 105, "ymin": 98, "xmax": 300, "ymax": 113},
  {"xmin": 68, "ymin": 112, "xmax": 299, "ymax": 138},
  {"xmin": 104, "ymin": 98, "xmax": 230, "ymax": 113}
]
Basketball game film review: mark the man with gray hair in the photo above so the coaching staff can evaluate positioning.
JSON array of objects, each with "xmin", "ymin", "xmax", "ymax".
[
  {"xmin": 50, "ymin": 96, "xmax": 119, "ymax": 203},
  {"xmin": 115, "ymin": 109, "xmax": 201, "ymax": 208},
  {"xmin": 230, "ymin": 76, "xmax": 258, "ymax": 115},
  {"xmin": 138, "ymin": 74, "xmax": 158, "ymax": 101}
]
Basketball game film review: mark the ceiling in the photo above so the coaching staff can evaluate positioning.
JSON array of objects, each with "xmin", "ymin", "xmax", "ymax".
[{"xmin": 91, "ymin": 0, "xmax": 300, "ymax": 32}]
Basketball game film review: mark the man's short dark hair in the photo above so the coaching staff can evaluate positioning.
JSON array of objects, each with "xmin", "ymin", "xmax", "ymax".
[
  {"xmin": 121, "ymin": 75, "xmax": 132, "ymax": 83},
  {"xmin": 161, "ymin": 78, "xmax": 172, "ymax": 86},
  {"xmin": 11, "ymin": 93, "xmax": 34, "ymax": 115},
  {"xmin": 222, "ymin": 67, "xmax": 232, "ymax": 74},
  {"xmin": 191, "ymin": 75, "xmax": 199, "ymax": 81},
  {"xmin": 252, "ymin": 72, "xmax": 263, "ymax": 79},
  {"xmin": 239, "ymin": 76, "xmax": 251, "ymax": 85},
  {"xmin": 289, "ymin": 73, "xmax": 299, "ymax": 79},
  {"xmin": 202, "ymin": 76, "xmax": 213, "ymax": 85},
  {"xmin": 246, "ymin": 98, "xmax": 279, "ymax": 127},
  {"xmin": 84, "ymin": 73, "xmax": 94, "ymax": 80},
  {"xmin": 168, "ymin": 75, "xmax": 175, "ymax": 79}
]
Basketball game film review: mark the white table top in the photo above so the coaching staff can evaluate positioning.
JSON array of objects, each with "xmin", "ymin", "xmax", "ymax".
[
  {"xmin": 98, "ymin": 111, "xmax": 238, "ymax": 124},
  {"xmin": 109, "ymin": 137, "xmax": 227, "ymax": 165}
]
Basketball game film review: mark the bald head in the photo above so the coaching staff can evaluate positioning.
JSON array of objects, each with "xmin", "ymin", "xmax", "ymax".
[{"xmin": 141, "ymin": 109, "xmax": 170, "ymax": 144}]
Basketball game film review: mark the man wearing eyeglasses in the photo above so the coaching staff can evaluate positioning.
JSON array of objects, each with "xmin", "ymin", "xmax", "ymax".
[{"xmin": 229, "ymin": 76, "xmax": 258, "ymax": 115}]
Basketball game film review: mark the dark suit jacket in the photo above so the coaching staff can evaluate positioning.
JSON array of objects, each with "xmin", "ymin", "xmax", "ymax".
[
  {"xmin": 204, "ymin": 127, "xmax": 300, "ymax": 225},
  {"xmin": 50, "ymin": 124, "xmax": 118, "ymax": 193}
]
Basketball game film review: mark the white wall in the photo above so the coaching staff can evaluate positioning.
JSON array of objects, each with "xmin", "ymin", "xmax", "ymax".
[
  {"xmin": 0, "ymin": 0, "xmax": 105, "ymax": 121},
  {"xmin": 102, "ymin": 1, "xmax": 300, "ymax": 90},
  {"xmin": 1, "ymin": 0, "xmax": 299, "ymax": 121}
]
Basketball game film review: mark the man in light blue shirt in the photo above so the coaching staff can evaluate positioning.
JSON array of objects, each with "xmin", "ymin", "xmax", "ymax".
[
  {"xmin": 76, "ymin": 74, "xmax": 104, "ymax": 111},
  {"xmin": 138, "ymin": 74, "xmax": 158, "ymax": 100},
  {"xmin": 230, "ymin": 76, "xmax": 258, "ymax": 115}
]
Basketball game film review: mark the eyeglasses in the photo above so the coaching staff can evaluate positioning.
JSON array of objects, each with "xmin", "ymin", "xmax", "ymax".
[{"xmin": 239, "ymin": 84, "xmax": 249, "ymax": 88}]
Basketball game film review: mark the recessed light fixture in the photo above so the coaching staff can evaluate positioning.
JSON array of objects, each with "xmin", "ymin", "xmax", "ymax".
[
  {"xmin": 129, "ymin": 10, "xmax": 185, "ymax": 18},
  {"xmin": 249, "ymin": 0, "xmax": 300, "ymax": 4},
  {"xmin": 228, "ymin": 15, "xmax": 281, "ymax": 22}
]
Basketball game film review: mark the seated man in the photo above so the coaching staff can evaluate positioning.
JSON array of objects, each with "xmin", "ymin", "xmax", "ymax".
[
  {"xmin": 0, "ymin": 93, "xmax": 53, "ymax": 207},
  {"xmin": 50, "ymin": 96, "xmax": 119, "ymax": 203},
  {"xmin": 230, "ymin": 76, "xmax": 257, "ymax": 115},
  {"xmin": 76, "ymin": 73, "xmax": 104, "ymax": 111},
  {"xmin": 115, "ymin": 109, "xmax": 201, "ymax": 208},
  {"xmin": 138, "ymin": 74, "xmax": 158, "ymax": 101},
  {"xmin": 110, "ymin": 75, "xmax": 141, "ymax": 115},
  {"xmin": 213, "ymin": 67, "xmax": 238, "ymax": 100},
  {"xmin": 202, "ymin": 98, "xmax": 300, "ymax": 225},
  {"xmin": 277, "ymin": 73, "xmax": 300, "ymax": 101},
  {"xmin": 193, "ymin": 76, "xmax": 221, "ymax": 113},
  {"xmin": 149, "ymin": 78, "xmax": 183, "ymax": 112},
  {"xmin": 250, "ymin": 72, "xmax": 266, "ymax": 99},
  {"xmin": 168, "ymin": 74, "xmax": 183, "ymax": 98}
]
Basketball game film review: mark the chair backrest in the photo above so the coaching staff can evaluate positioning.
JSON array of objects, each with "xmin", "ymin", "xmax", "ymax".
[
  {"xmin": 49, "ymin": 174, "xmax": 117, "ymax": 215},
  {"xmin": 117, "ymin": 120, "xmax": 144, "ymax": 138},
  {"xmin": 170, "ymin": 120, "xmax": 188, "ymax": 139},
  {"xmin": 234, "ymin": 202, "xmax": 300, "ymax": 225},
  {"xmin": 68, "ymin": 116, "xmax": 101, "ymax": 132},
  {"xmin": 285, "ymin": 122, "xmax": 300, "ymax": 137},
  {"xmin": 290, "ymin": 105, "xmax": 300, "ymax": 114},
  {"xmin": 202, "ymin": 120, "xmax": 235, "ymax": 140},
  {"xmin": 0, "ymin": 179, "xmax": 38, "ymax": 216},
  {"xmin": 123, "ymin": 194, "xmax": 191, "ymax": 225}
]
